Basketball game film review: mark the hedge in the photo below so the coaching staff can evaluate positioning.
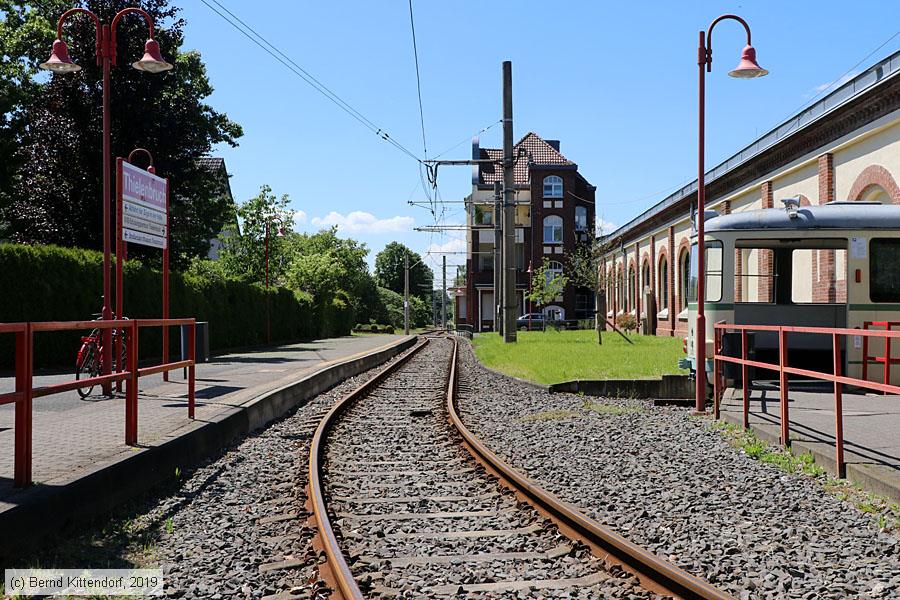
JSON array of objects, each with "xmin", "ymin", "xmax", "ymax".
[{"xmin": 0, "ymin": 243, "xmax": 353, "ymax": 367}]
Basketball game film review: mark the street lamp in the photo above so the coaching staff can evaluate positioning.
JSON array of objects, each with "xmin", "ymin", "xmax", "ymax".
[
  {"xmin": 695, "ymin": 14, "xmax": 767, "ymax": 413},
  {"xmin": 40, "ymin": 7, "xmax": 172, "ymax": 395}
]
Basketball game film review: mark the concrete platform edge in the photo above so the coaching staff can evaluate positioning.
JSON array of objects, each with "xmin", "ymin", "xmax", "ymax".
[{"xmin": 0, "ymin": 335, "xmax": 417, "ymax": 564}]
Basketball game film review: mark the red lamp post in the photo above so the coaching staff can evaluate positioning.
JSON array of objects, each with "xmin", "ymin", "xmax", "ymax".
[
  {"xmin": 264, "ymin": 217, "xmax": 285, "ymax": 344},
  {"xmin": 695, "ymin": 15, "xmax": 767, "ymax": 412},
  {"xmin": 40, "ymin": 7, "xmax": 172, "ymax": 396}
]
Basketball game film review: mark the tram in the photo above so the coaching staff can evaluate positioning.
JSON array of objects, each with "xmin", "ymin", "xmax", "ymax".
[{"xmin": 683, "ymin": 199, "xmax": 900, "ymax": 385}]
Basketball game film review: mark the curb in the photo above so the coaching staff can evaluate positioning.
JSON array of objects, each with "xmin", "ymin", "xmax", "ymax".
[{"xmin": 0, "ymin": 335, "xmax": 417, "ymax": 563}]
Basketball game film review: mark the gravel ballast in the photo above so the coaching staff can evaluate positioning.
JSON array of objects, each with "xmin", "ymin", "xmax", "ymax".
[{"xmin": 458, "ymin": 340, "xmax": 900, "ymax": 600}]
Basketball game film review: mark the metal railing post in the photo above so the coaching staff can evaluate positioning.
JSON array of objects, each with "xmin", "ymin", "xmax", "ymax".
[
  {"xmin": 14, "ymin": 324, "xmax": 33, "ymax": 487},
  {"xmin": 862, "ymin": 322, "xmax": 869, "ymax": 381},
  {"xmin": 778, "ymin": 327, "xmax": 790, "ymax": 447},
  {"xmin": 833, "ymin": 332, "xmax": 845, "ymax": 478},
  {"xmin": 188, "ymin": 320, "xmax": 196, "ymax": 419},
  {"xmin": 126, "ymin": 320, "xmax": 139, "ymax": 445},
  {"xmin": 713, "ymin": 326, "xmax": 722, "ymax": 419},
  {"xmin": 741, "ymin": 328, "xmax": 749, "ymax": 430},
  {"xmin": 884, "ymin": 324, "xmax": 892, "ymax": 393}
]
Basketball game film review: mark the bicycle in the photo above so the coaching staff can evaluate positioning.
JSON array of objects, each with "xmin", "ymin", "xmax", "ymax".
[{"xmin": 75, "ymin": 312, "xmax": 128, "ymax": 398}]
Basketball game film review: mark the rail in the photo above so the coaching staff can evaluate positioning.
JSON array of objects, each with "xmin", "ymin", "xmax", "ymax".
[
  {"xmin": 446, "ymin": 338, "xmax": 732, "ymax": 600},
  {"xmin": 307, "ymin": 337, "xmax": 429, "ymax": 600},
  {"xmin": 1, "ymin": 318, "xmax": 196, "ymax": 487},
  {"xmin": 713, "ymin": 321, "xmax": 900, "ymax": 478}
]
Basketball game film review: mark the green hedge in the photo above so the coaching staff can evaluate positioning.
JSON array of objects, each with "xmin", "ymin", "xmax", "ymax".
[{"xmin": 0, "ymin": 243, "xmax": 353, "ymax": 367}]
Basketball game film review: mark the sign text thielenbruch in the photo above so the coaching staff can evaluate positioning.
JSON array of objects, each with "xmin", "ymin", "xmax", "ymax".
[{"xmin": 121, "ymin": 161, "xmax": 168, "ymax": 249}]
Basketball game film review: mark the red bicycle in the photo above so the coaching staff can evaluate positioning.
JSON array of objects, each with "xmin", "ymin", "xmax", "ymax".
[{"xmin": 75, "ymin": 313, "xmax": 128, "ymax": 398}]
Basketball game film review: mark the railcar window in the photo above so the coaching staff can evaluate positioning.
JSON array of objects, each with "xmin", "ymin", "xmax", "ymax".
[
  {"xmin": 734, "ymin": 247, "xmax": 774, "ymax": 303},
  {"xmin": 706, "ymin": 242, "xmax": 723, "ymax": 303},
  {"xmin": 870, "ymin": 239, "xmax": 900, "ymax": 302},
  {"xmin": 791, "ymin": 249, "xmax": 847, "ymax": 304}
]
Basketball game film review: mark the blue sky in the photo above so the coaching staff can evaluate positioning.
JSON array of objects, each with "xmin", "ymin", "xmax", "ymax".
[{"xmin": 179, "ymin": 1, "xmax": 900, "ymax": 278}]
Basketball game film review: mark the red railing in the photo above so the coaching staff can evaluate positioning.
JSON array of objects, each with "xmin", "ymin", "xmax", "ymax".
[
  {"xmin": 1, "ymin": 318, "xmax": 195, "ymax": 487},
  {"xmin": 712, "ymin": 322, "xmax": 900, "ymax": 478},
  {"xmin": 861, "ymin": 321, "xmax": 900, "ymax": 387}
]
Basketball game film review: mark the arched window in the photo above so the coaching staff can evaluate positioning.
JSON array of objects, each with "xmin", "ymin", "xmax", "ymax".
[
  {"xmin": 575, "ymin": 206, "xmax": 588, "ymax": 231},
  {"xmin": 545, "ymin": 260, "xmax": 564, "ymax": 286},
  {"xmin": 679, "ymin": 249, "xmax": 690, "ymax": 311},
  {"xmin": 543, "ymin": 175, "xmax": 563, "ymax": 198},
  {"xmin": 628, "ymin": 265, "xmax": 636, "ymax": 312},
  {"xmin": 642, "ymin": 262, "xmax": 650, "ymax": 293},
  {"xmin": 543, "ymin": 215, "xmax": 563, "ymax": 243},
  {"xmin": 618, "ymin": 266, "xmax": 625, "ymax": 311},
  {"xmin": 658, "ymin": 257, "xmax": 669, "ymax": 309}
]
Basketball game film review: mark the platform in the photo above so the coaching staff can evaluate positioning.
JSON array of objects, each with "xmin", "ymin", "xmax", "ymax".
[
  {"xmin": 719, "ymin": 383, "xmax": 900, "ymax": 501},
  {"xmin": 0, "ymin": 333, "xmax": 413, "ymax": 559}
]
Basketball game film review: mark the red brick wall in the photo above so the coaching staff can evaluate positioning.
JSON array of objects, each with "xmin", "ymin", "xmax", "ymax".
[
  {"xmin": 816, "ymin": 154, "xmax": 836, "ymax": 302},
  {"xmin": 759, "ymin": 181, "xmax": 774, "ymax": 301},
  {"xmin": 848, "ymin": 164, "xmax": 900, "ymax": 202}
]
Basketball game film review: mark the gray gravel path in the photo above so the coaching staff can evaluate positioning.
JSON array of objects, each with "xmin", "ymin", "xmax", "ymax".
[
  {"xmin": 456, "ymin": 340, "xmax": 900, "ymax": 600},
  {"xmin": 324, "ymin": 338, "xmax": 662, "ymax": 599}
]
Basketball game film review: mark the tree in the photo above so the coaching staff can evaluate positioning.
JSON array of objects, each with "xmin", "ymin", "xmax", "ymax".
[
  {"xmin": 287, "ymin": 227, "xmax": 379, "ymax": 319},
  {"xmin": 0, "ymin": 0, "xmax": 243, "ymax": 264},
  {"xmin": 374, "ymin": 242, "xmax": 433, "ymax": 300},
  {"xmin": 527, "ymin": 258, "xmax": 568, "ymax": 327},
  {"xmin": 219, "ymin": 185, "xmax": 294, "ymax": 284},
  {"xmin": 568, "ymin": 235, "xmax": 613, "ymax": 343}
]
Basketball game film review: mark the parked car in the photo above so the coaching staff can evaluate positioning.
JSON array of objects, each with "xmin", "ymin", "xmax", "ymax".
[{"xmin": 516, "ymin": 313, "xmax": 546, "ymax": 330}]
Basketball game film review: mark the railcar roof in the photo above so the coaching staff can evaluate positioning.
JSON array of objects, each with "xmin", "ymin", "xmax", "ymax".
[{"xmin": 706, "ymin": 201, "xmax": 900, "ymax": 232}]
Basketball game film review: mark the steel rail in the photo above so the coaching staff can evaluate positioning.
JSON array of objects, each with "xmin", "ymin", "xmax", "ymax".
[
  {"xmin": 307, "ymin": 337, "xmax": 431, "ymax": 600},
  {"xmin": 444, "ymin": 336, "xmax": 735, "ymax": 600}
]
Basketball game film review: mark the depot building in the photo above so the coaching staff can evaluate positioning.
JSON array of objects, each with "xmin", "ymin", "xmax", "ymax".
[{"xmin": 601, "ymin": 50, "xmax": 900, "ymax": 337}]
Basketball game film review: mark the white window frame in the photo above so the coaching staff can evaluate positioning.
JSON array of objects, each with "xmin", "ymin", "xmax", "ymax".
[
  {"xmin": 575, "ymin": 206, "xmax": 588, "ymax": 231},
  {"xmin": 545, "ymin": 260, "xmax": 564, "ymax": 286},
  {"xmin": 543, "ymin": 175, "xmax": 563, "ymax": 199},
  {"xmin": 543, "ymin": 215, "xmax": 563, "ymax": 244}
]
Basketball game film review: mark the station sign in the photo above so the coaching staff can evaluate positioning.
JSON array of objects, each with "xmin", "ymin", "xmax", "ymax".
[{"xmin": 120, "ymin": 161, "xmax": 168, "ymax": 249}]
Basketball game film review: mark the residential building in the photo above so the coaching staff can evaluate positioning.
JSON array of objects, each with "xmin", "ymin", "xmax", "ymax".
[
  {"xmin": 198, "ymin": 157, "xmax": 239, "ymax": 260},
  {"xmin": 457, "ymin": 132, "xmax": 596, "ymax": 331},
  {"xmin": 600, "ymin": 49, "xmax": 900, "ymax": 337}
]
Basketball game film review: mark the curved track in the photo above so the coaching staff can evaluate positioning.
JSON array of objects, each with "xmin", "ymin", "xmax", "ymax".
[{"xmin": 308, "ymin": 335, "xmax": 733, "ymax": 599}]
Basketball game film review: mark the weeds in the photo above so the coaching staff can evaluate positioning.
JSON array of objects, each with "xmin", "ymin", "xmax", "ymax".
[
  {"xmin": 708, "ymin": 419, "xmax": 900, "ymax": 535},
  {"xmin": 581, "ymin": 400, "xmax": 643, "ymax": 416},
  {"xmin": 164, "ymin": 517, "xmax": 174, "ymax": 535}
]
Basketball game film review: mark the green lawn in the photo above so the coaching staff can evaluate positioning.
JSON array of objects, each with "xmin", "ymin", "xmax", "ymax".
[{"xmin": 473, "ymin": 329, "xmax": 687, "ymax": 384}]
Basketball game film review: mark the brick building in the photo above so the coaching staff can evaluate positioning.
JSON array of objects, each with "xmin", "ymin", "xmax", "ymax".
[
  {"xmin": 456, "ymin": 132, "xmax": 596, "ymax": 331},
  {"xmin": 600, "ymin": 49, "xmax": 900, "ymax": 337}
]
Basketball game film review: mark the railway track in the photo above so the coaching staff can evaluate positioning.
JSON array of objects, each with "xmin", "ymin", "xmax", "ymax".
[{"xmin": 308, "ymin": 335, "xmax": 733, "ymax": 599}]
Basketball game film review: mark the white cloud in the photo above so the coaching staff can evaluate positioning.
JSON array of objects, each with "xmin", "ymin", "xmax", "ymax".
[
  {"xmin": 810, "ymin": 71, "xmax": 858, "ymax": 96},
  {"xmin": 596, "ymin": 218, "xmax": 617, "ymax": 235},
  {"xmin": 310, "ymin": 210, "xmax": 414, "ymax": 234},
  {"xmin": 426, "ymin": 236, "xmax": 466, "ymax": 255},
  {"xmin": 293, "ymin": 210, "xmax": 308, "ymax": 225}
]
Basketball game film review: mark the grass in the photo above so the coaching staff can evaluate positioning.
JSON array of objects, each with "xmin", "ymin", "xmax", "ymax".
[
  {"xmin": 473, "ymin": 329, "xmax": 687, "ymax": 384},
  {"xmin": 518, "ymin": 400, "xmax": 644, "ymax": 423},
  {"xmin": 708, "ymin": 420, "xmax": 899, "ymax": 533}
]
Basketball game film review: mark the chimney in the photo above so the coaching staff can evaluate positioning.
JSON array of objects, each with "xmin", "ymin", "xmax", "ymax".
[{"xmin": 547, "ymin": 140, "xmax": 560, "ymax": 152}]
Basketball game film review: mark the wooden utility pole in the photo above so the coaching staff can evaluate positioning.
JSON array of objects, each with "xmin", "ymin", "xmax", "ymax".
[
  {"xmin": 404, "ymin": 252, "xmax": 410, "ymax": 335},
  {"xmin": 493, "ymin": 180, "xmax": 502, "ymax": 335},
  {"xmin": 502, "ymin": 61, "xmax": 517, "ymax": 343}
]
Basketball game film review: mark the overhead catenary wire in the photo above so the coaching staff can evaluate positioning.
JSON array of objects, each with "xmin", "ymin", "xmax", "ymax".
[{"xmin": 200, "ymin": 0, "xmax": 423, "ymax": 163}]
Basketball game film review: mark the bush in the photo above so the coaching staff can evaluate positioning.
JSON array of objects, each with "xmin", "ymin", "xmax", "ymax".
[
  {"xmin": 0, "ymin": 243, "xmax": 353, "ymax": 367},
  {"xmin": 615, "ymin": 313, "xmax": 638, "ymax": 333}
]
